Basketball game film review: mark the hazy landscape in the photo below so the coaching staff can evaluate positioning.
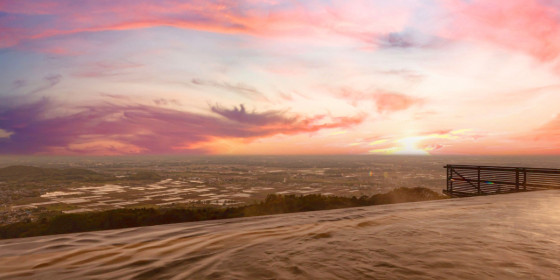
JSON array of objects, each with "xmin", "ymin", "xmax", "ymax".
[{"xmin": 2, "ymin": 155, "xmax": 558, "ymax": 227}]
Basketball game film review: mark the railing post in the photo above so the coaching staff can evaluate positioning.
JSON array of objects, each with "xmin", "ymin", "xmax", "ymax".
[
  {"xmin": 449, "ymin": 166, "xmax": 453, "ymax": 195},
  {"xmin": 523, "ymin": 168, "xmax": 527, "ymax": 190},
  {"xmin": 477, "ymin": 166, "xmax": 481, "ymax": 194},
  {"xmin": 515, "ymin": 168, "xmax": 520, "ymax": 191},
  {"xmin": 446, "ymin": 166, "xmax": 449, "ymax": 193}
]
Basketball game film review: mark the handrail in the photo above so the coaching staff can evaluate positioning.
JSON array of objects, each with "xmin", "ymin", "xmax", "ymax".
[
  {"xmin": 443, "ymin": 165, "xmax": 560, "ymax": 174},
  {"xmin": 443, "ymin": 164, "xmax": 560, "ymax": 197}
]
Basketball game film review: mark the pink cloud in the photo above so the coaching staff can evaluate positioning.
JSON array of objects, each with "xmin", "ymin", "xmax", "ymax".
[
  {"xmin": 0, "ymin": 0, "xmax": 412, "ymax": 50},
  {"xmin": 420, "ymin": 143, "xmax": 444, "ymax": 152},
  {"xmin": 420, "ymin": 129, "xmax": 453, "ymax": 136},
  {"xmin": 441, "ymin": 0, "xmax": 560, "ymax": 62},
  {"xmin": 526, "ymin": 114, "xmax": 560, "ymax": 142},
  {"xmin": 337, "ymin": 88, "xmax": 423, "ymax": 113},
  {"xmin": 373, "ymin": 92, "xmax": 422, "ymax": 113},
  {"xmin": 424, "ymin": 117, "xmax": 560, "ymax": 155}
]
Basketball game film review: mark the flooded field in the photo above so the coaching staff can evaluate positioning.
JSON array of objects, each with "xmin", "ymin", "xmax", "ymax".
[{"xmin": 1, "ymin": 190, "xmax": 558, "ymax": 279}]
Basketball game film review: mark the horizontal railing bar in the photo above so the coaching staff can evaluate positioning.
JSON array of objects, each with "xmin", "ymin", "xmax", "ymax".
[
  {"xmin": 444, "ymin": 165, "xmax": 560, "ymax": 174},
  {"xmin": 450, "ymin": 177, "xmax": 556, "ymax": 188}
]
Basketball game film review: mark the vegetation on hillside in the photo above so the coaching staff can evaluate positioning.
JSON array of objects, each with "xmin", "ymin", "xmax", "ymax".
[{"xmin": 0, "ymin": 187, "xmax": 444, "ymax": 239}]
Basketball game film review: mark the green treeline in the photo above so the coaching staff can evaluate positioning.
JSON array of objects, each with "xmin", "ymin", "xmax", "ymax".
[{"xmin": 0, "ymin": 187, "xmax": 444, "ymax": 239}]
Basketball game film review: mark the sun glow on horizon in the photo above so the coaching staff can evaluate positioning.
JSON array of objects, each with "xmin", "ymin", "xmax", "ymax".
[
  {"xmin": 394, "ymin": 137, "xmax": 430, "ymax": 155},
  {"xmin": 369, "ymin": 137, "xmax": 429, "ymax": 155}
]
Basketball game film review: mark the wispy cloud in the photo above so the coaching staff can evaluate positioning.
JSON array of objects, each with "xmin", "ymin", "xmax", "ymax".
[
  {"xmin": 12, "ymin": 79, "xmax": 26, "ymax": 89},
  {"xmin": 376, "ymin": 69, "xmax": 424, "ymax": 83},
  {"xmin": 521, "ymin": 114, "xmax": 560, "ymax": 143},
  {"xmin": 192, "ymin": 79, "xmax": 269, "ymax": 102},
  {"xmin": 0, "ymin": 0, "xmax": 413, "ymax": 51},
  {"xmin": 26, "ymin": 74, "xmax": 62, "ymax": 95},
  {"xmin": 377, "ymin": 31, "xmax": 445, "ymax": 49},
  {"xmin": 73, "ymin": 60, "xmax": 143, "ymax": 78}
]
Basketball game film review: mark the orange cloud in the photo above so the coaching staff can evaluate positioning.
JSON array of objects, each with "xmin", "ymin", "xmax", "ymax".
[
  {"xmin": 337, "ymin": 88, "xmax": 423, "ymax": 113},
  {"xmin": 373, "ymin": 92, "xmax": 423, "ymax": 113}
]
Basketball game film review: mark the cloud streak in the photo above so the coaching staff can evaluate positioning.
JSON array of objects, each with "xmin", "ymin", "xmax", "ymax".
[
  {"xmin": 521, "ymin": 114, "xmax": 560, "ymax": 144},
  {"xmin": 0, "ymin": 0, "xmax": 413, "ymax": 50},
  {"xmin": 192, "ymin": 79, "xmax": 269, "ymax": 102}
]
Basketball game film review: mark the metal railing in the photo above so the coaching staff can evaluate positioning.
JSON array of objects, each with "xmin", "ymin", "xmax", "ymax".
[{"xmin": 443, "ymin": 165, "xmax": 560, "ymax": 197}]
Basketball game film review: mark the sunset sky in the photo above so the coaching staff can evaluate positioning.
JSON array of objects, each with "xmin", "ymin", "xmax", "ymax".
[{"xmin": 1, "ymin": 0, "xmax": 560, "ymax": 155}]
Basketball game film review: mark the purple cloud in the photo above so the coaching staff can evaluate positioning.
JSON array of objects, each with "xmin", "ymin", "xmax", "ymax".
[
  {"xmin": 377, "ymin": 32, "xmax": 446, "ymax": 49},
  {"xmin": 26, "ymin": 74, "xmax": 63, "ymax": 95},
  {"xmin": 210, "ymin": 104, "xmax": 295, "ymax": 126},
  {"xmin": 12, "ymin": 79, "xmax": 26, "ymax": 89},
  {"xmin": 0, "ymin": 97, "xmax": 364, "ymax": 155}
]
